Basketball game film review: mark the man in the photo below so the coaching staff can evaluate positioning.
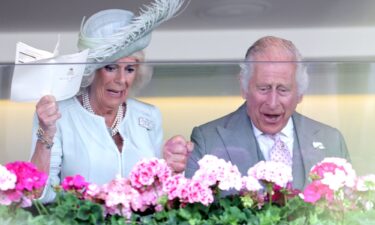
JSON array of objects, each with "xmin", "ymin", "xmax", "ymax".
[{"xmin": 185, "ymin": 36, "xmax": 350, "ymax": 190}]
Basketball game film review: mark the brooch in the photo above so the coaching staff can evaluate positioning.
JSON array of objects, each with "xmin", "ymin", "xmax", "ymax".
[{"xmin": 138, "ymin": 117, "xmax": 154, "ymax": 130}]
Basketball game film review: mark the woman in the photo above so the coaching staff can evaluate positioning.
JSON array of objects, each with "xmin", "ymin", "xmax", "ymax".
[{"xmin": 30, "ymin": 0, "xmax": 192, "ymax": 203}]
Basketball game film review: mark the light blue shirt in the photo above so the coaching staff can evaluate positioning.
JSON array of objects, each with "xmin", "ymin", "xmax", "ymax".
[{"xmin": 31, "ymin": 97, "xmax": 163, "ymax": 203}]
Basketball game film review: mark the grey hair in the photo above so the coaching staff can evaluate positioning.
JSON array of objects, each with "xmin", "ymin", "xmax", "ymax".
[
  {"xmin": 79, "ymin": 50, "xmax": 153, "ymax": 96},
  {"xmin": 239, "ymin": 36, "xmax": 309, "ymax": 96}
]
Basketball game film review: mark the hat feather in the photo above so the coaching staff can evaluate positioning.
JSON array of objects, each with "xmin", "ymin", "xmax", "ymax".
[{"xmin": 79, "ymin": 0, "xmax": 185, "ymax": 62}]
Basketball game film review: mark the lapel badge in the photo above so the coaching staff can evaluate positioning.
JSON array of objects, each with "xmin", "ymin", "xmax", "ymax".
[
  {"xmin": 138, "ymin": 117, "xmax": 154, "ymax": 130},
  {"xmin": 312, "ymin": 142, "xmax": 325, "ymax": 150}
]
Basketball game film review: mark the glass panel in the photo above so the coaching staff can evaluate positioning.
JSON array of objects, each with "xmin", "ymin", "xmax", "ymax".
[{"xmin": 0, "ymin": 61, "xmax": 374, "ymax": 175}]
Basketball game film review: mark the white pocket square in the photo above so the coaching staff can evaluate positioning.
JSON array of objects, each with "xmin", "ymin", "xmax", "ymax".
[{"xmin": 312, "ymin": 142, "xmax": 325, "ymax": 150}]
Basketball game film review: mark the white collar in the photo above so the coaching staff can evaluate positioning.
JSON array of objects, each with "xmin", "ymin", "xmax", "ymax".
[{"xmin": 252, "ymin": 117, "xmax": 294, "ymax": 138}]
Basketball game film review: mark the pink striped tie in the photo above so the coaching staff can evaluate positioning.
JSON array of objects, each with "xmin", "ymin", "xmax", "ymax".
[{"xmin": 269, "ymin": 134, "xmax": 292, "ymax": 167}]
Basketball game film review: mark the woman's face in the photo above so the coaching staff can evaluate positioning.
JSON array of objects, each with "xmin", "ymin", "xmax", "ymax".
[{"xmin": 90, "ymin": 56, "xmax": 138, "ymax": 110}]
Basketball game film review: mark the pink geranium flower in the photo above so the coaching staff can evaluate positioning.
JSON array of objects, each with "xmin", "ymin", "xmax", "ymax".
[
  {"xmin": 128, "ymin": 158, "xmax": 173, "ymax": 212},
  {"xmin": 129, "ymin": 158, "xmax": 172, "ymax": 189},
  {"xmin": 242, "ymin": 175, "xmax": 263, "ymax": 192},
  {"xmin": 193, "ymin": 155, "xmax": 243, "ymax": 191},
  {"xmin": 301, "ymin": 180, "xmax": 334, "ymax": 203},
  {"xmin": 0, "ymin": 192, "xmax": 12, "ymax": 205},
  {"xmin": 62, "ymin": 175, "xmax": 89, "ymax": 192},
  {"xmin": 84, "ymin": 183, "xmax": 101, "ymax": 201},
  {"xmin": 185, "ymin": 179, "xmax": 214, "ymax": 206},
  {"xmin": 137, "ymin": 183, "xmax": 164, "ymax": 211},
  {"xmin": 0, "ymin": 164, "xmax": 16, "ymax": 191},
  {"xmin": 0, "ymin": 161, "xmax": 47, "ymax": 207},
  {"xmin": 86, "ymin": 176, "xmax": 142, "ymax": 219},
  {"xmin": 301, "ymin": 157, "xmax": 357, "ymax": 207},
  {"xmin": 163, "ymin": 174, "xmax": 214, "ymax": 206},
  {"xmin": 309, "ymin": 157, "xmax": 356, "ymax": 190},
  {"xmin": 163, "ymin": 174, "xmax": 188, "ymax": 200},
  {"xmin": 247, "ymin": 161, "xmax": 292, "ymax": 188},
  {"xmin": 5, "ymin": 161, "xmax": 47, "ymax": 192}
]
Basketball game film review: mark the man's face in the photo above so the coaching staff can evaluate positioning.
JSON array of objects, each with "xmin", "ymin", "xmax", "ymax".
[{"xmin": 245, "ymin": 60, "xmax": 302, "ymax": 135}]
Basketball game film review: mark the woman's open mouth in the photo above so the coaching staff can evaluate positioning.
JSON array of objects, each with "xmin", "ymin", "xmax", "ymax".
[{"xmin": 107, "ymin": 89, "xmax": 124, "ymax": 98}]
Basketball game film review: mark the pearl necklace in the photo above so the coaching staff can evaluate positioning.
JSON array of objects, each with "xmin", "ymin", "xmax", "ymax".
[{"xmin": 82, "ymin": 89, "xmax": 124, "ymax": 136}]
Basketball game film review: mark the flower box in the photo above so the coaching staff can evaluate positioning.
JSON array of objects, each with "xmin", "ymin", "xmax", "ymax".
[{"xmin": 1, "ymin": 156, "xmax": 374, "ymax": 224}]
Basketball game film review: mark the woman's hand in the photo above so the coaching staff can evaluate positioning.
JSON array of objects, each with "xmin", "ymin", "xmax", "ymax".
[
  {"xmin": 31, "ymin": 95, "xmax": 61, "ymax": 175},
  {"xmin": 163, "ymin": 135, "xmax": 194, "ymax": 174},
  {"xmin": 36, "ymin": 95, "xmax": 61, "ymax": 137}
]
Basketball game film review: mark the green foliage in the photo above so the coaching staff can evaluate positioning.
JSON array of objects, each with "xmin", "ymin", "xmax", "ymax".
[
  {"xmin": 2, "ymin": 192, "xmax": 375, "ymax": 225},
  {"xmin": 134, "ymin": 194, "xmax": 291, "ymax": 225},
  {"xmin": 45, "ymin": 191, "xmax": 105, "ymax": 225},
  {"xmin": 0, "ymin": 205, "xmax": 65, "ymax": 225},
  {"xmin": 344, "ymin": 209, "xmax": 375, "ymax": 225}
]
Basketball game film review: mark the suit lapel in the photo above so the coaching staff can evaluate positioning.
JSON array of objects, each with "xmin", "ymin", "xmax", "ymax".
[
  {"xmin": 293, "ymin": 113, "xmax": 326, "ymax": 184},
  {"xmin": 212, "ymin": 109, "xmax": 328, "ymax": 188},
  {"xmin": 216, "ymin": 103, "xmax": 263, "ymax": 175},
  {"xmin": 211, "ymin": 107, "xmax": 328, "ymax": 183}
]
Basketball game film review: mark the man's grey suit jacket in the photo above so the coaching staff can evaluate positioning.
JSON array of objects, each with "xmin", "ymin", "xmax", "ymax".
[{"xmin": 186, "ymin": 102, "xmax": 350, "ymax": 190}]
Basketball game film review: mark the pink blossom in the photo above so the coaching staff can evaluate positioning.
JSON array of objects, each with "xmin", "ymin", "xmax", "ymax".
[
  {"xmin": 89, "ymin": 177, "xmax": 142, "ymax": 219},
  {"xmin": 247, "ymin": 161, "xmax": 292, "ymax": 188},
  {"xmin": 163, "ymin": 174, "xmax": 188, "ymax": 200},
  {"xmin": 320, "ymin": 170, "xmax": 348, "ymax": 191},
  {"xmin": 0, "ymin": 164, "xmax": 16, "ymax": 191},
  {"xmin": 19, "ymin": 196, "xmax": 32, "ymax": 208},
  {"xmin": 310, "ymin": 161, "xmax": 337, "ymax": 179},
  {"xmin": 105, "ymin": 179, "xmax": 138, "ymax": 208},
  {"xmin": 194, "ymin": 155, "xmax": 228, "ymax": 186},
  {"xmin": 62, "ymin": 175, "xmax": 89, "ymax": 192},
  {"xmin": 185, "ymin": 179, "xmax": 214, "ymax": 206},
  {"xmin": 356, "ymin": 174, "xmax": 375, "ymax": 191},
  {"xmin": 0, "ymin": 189, "xmax": 31, "ymax": 207},
  {"xmin": 137, "ymin": 184, "xmax": 164, "ymax": 211},
  {"xmin": 193, "ymin": 155, "xmax": 243, "ymax": 191},
  {"xmin": 155, "ymin": 204, "xmax": 163, "ymax": 212},
  {"xmin": 197, "ymin": 155, "xmax": 225, "ymax": 168},
  {"xmin": 0, "ymin": 189, "xmax": 23, "ymax": 206},
  {"xmin": 129, "ymin": 158, "xmax": 172, "ymax": 189},
  {"xmin": 301, "ymin": 180, "xmax": 334, "ymax": 204},
  {"xmin": 5, "ymin": 161, "xmax": 47, "ymax": 192},
  {"xmin": 0, "ymin": 192, "xmax": 12, "ymax": 205},
  {"xmin": 242, "ymin": 175, "xmax": 263, "ymax": 192},
  {"xmin": 301, "ymin": 158, "xmax": 368, "ymax": 208},
  {"xmin": 309, "ymin": 157, "xmax": 356, "ymax": 189},
  {"xmin": 84, "ymin": 183, "xmax": 101, "ymax": 198},
  {"xmin": 301, "ymin": 181, "xmax": 323, "ymax": 203},
  {"xmin": 103, "ymin": 158, "xmax": 175, "ymax": 215},
  {"xmin": 0, "ymin": 161, "xmax": 47, "ymax": 207},
  {"xmin": 217, "ymin": 164, "xmax": 243, "ymax": 191}
]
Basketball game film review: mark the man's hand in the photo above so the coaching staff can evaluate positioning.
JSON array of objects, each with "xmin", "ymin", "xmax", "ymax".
[{"xmin": 163, "ymin": 135, "xmax": 194, "ymax": 174}]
